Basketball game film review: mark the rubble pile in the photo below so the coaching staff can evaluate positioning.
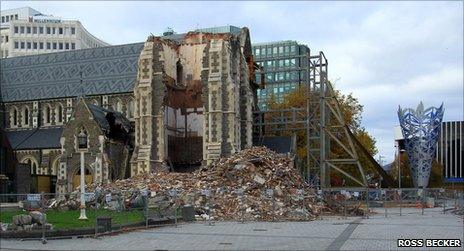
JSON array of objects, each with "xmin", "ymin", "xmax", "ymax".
[{"xmin": 54, "ymin": 147, "xmax": 364, "ymax": 220}]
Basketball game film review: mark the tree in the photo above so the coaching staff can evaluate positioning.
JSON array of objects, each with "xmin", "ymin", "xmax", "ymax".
[
  {"xmin": 266, "ymin": 85, "xmax": 378, "ymax": 186},
  {"xmin": 390, "ymin": 153, "xmax": 443, "ymax": 188}
]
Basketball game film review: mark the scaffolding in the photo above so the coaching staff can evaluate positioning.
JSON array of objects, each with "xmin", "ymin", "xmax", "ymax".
[{"xmin": 253, "ymin": 50, "xmax": 395, "ymax": 188}]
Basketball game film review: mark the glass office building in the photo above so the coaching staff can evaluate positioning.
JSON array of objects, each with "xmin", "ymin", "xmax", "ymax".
[{"xmin": 252, "ymin": 41, "xmax": 309, "ymax": 110}]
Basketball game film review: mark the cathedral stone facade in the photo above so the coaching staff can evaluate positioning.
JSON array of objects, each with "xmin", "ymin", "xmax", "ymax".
[{"xmin": 0, "ymin": 27, "xmax": 258, "ymax": 193}]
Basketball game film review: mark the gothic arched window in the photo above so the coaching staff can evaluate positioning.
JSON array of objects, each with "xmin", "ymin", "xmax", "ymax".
[
  {"xmin": 22, "ymin": 107, "xmax": 29, "ymax": 126},
  {"xmin": 56, "ymin": 103, "xmax": 63, "ymax": 123},
  {"xmin": 176, "ymin": 60, "xmax": 183, "ymax": 85}
]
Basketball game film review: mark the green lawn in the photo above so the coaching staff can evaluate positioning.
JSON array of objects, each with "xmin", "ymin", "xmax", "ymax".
[{"xmin": 0, "ymin": 208, "xmax": 145, "ymax": 230}]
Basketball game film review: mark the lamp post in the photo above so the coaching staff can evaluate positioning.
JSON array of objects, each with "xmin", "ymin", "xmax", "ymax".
[{"xmin": 78, "ymin": 131, "xmax": 88, "ymax": 220}]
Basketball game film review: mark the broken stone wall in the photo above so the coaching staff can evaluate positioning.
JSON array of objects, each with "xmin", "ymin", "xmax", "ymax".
[{"xmin": 131, "ymin": 29, "xmax": 256, "ymax": 172}]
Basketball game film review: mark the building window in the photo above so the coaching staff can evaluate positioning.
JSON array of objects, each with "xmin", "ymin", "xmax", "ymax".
[
  {"xmin": 14, "ymin": 26, "xmax": 18, "ymax": 33},
  {"xmin": 267, "ymin": 47, "xmax": 272, "ymax": 55},
  {"xmin": 20, "ymin": 42, "xmax": 25, "ymax": 49},
  {"xmin": 20, "ymin": 26, "xmax": 25, "ymax": 33},
  {"xmin": 5, "ymin": 35, "xmax": 8, "ymax": 42},
  {"xmin": 14, "ymin": 42, "xmax": 18, "ymax": 49},
  {"xmin": 59, "ymin": 27, "xmax": 63, "ymax": 34},
  {"xmin": 71, "ymin": 27, "xmax": 75, "ymax": 34},
  {"xmin": 5, "ymin": 16, "xmax": 9, "ymax": 22},
  {"xmin": 56, "ymin": 104, "xmax": 63, "ymax": 123},
  {"xmin": 39, "ymin": 27, "xmax": 44, "ymax": 34},
  {"xmin": 46, "ymin": 42, "xmax": 51, "ymax": 49},
  {"xmin": 65, "ymin": 43, "xmax": 69, "ymax": 49},
  {"xmin": 71, "ymin": 43, "xmax": 75, "ymax": 49},
  {"xmin": 1, "ymin": 17, "xmax": 4, "ymax": 23},
  {"xmin": 44, "ymin": 105, "xmax": 51, "ymax": 124},
  {"xmin": 52, "ymin": 27, "xmax": 56, "ymax": 34},
  {"xmin": 15, "ymin": 14, "xmax": 18, "ymax": 20},
  {"xmin": 46, "ymin": 27, "xmax": 51, "ymax": 34},
  {"xmin": 76, "ymin": 128, "xmax": 89, "ymax": 150},
  {"xmin": 39, "ymin": 42, "xmax": 43, "ymax": 49},
  {"xmin": 27, "ymin": 42, "xmax": 31, "ymax": 49},
  {"xmin": 273, "ymin": 47, "xmax": 277, "ymax": 54},
  {"xmin": 127, "ymin": 99, "xmax": 135, "ymax": 118},
  {"xmin": 53, "ymin": 43, "xmax": 57, "ymax": 49},
  {"xmin": 33, "ymin": 27, "xmax": 37, "ymax": 34},
  {"xmin": 176, "ymin": 60, "xmax": 183, "ymax": 85},
  {"xmin": 255, "ymin": 48, "xmax": 260, "ymax": 56},
  {"xmin": 290, "ymin": 59, "xmax": 296, "ymax": 66},
  {"xmin": 22, "ymin": 107, "xmax": 29, "ymax": 126},
  {"xmin": 27, "ymin": 27, "xmax": 31, "ymax": 34},
  {"xmin": 114, "ymin": 99, "xmax": 123, "ymax": 112},
  {"xmin": 279, "ymin": 46, "xmax": 284, "ymax": 54},
  {"xmin": 33, "ymin": 42, "xmax": 37, "ymax": 49},
  {"xmin": 23, "ymin": 158, "xmax": 38, "ymax": 175},
  {"xmin": 11, "ymin": 107, "xmax": 18, "ymax": 127},
  {"xmin": 59, "ymin": 43, "xmax": 63, "ymax": 50}
]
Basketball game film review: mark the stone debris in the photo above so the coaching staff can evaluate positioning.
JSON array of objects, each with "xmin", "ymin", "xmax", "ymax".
[
  {"xmin": 6, "ymin": 211, "xmax": 53, "ymax": 231},
  {"xmin": 55, "ymin": 147, "xmax": 363, "ymax": 221}
]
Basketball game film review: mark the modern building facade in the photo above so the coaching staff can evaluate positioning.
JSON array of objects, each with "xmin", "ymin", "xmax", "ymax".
[
  {"xmin": 0, "ymin": 26, "xmax": 259, "ymax": 194},
  {"xmin": 1, "ymin": 7, "xmax": 109, "ymax": 58},
  {"xmin": 252, "ymin": 41, "xmax": 309, "ymax": 109},
  {"xmin": 436, "ymin": 120, "xmax": 463, "ymax": 182}
]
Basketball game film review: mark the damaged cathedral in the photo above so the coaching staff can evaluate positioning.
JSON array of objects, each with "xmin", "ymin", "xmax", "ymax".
[{"xmin": 0, "ymin": 27, "xmax": 260, "ymax": 194}]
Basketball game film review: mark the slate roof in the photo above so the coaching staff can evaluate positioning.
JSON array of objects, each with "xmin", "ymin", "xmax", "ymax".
[
  {"xmin": 0, "ymin": 43, "xmax": 144, "ymax": 102},
  {"xmin": 0, "ymin": 27, "xmax": 246, "ymax": 103},
  {"xmin": 6, "ymin": 127, "xmax": 63, "ymax": 150},
  {"xmin": 87, "ymin": 103, "xmax": 131, "ymax": 134}
]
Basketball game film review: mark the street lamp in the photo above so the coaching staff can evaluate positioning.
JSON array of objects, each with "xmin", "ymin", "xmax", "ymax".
[{"xmin": 77, "ymin": 130, "xmax": 88, "ymax": 220}]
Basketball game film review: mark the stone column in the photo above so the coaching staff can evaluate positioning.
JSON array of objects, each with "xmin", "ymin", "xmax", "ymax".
[
  {"xmin": 32, "ymin": 101, "xmax": 39, "ymax": 127},
  {"xmin": 130, "ymin": 39, "xmax": 167, "ymax": 174},
  {"xmin": 56, "ymin": 137, "xmax": 68, "ymax": 194}
]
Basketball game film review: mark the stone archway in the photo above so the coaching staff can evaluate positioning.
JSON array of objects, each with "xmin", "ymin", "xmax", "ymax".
[{"xmin": 71, "ymin": 166, "xmax": 93, "ymax": 190}]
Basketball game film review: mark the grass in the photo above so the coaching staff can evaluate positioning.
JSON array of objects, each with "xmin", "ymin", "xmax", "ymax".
[{"xmin": 0, "ymin": 208, "xmax": 145, "ymax": 230}]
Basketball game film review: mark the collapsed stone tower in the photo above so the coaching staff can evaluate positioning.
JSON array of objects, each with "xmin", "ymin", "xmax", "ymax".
[{"xmin": 130, "ymin": 28, "xmax": 259, "ymax": 174}]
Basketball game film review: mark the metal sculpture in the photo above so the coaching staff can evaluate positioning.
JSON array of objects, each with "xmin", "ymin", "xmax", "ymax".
[{"xmin": 398, "ymin": 102, "xmax": 444, "ymax": 188}]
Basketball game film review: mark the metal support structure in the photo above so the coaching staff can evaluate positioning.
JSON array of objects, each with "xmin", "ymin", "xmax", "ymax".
[{"xmin": 252, "ymin": 50, "xmax": 397, "ymax": 188}]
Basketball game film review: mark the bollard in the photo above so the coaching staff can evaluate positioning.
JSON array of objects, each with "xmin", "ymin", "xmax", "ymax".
[
  {"xmin": 318, "ymin": 188, "xmax": 323, "ymax": 220},
  {"xmin": 169, "ymin": 189, "xmax": 178, "ymax": 227}
]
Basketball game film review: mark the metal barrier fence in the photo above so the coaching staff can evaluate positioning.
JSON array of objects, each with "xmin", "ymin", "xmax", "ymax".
[
  {"xmin": 320, "ymin": 188, "xmax": 464, "ymax": 218},
  {"xmin": 0, "ymin": 188, "xmax": 462, "ymax": 244}
]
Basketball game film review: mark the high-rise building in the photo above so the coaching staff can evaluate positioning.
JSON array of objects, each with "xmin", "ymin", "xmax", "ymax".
[
  {"xmin": 0, "ymin": 7, "xmax": 109, "ymax": 58},
  {"xmin": 252, "ymin": 41, "xmax": 309, "ymax": 110},
  {"xmin": 436, "ymin": 121, "xmax": 463, "ymax": 183}
]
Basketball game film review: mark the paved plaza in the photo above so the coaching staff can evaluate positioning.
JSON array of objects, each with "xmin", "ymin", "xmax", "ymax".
[{"xmin": 1, "ymin": 207, "xmax": 463, "ymax": 250}]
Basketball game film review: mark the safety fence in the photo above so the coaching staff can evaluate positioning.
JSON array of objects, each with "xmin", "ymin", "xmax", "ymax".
[
  {"xmin": 0, "ymin": 187, "xmax": 462, "ymax": 243},
  {"xmin": 320, "ymin": 188, "xmax": 464, "ymax": 218}
]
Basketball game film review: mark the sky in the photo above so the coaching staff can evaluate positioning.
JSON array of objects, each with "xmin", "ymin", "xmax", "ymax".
[{"xmin": 2, "ymin": 1, "xmax": 463, "ymax": 164}]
